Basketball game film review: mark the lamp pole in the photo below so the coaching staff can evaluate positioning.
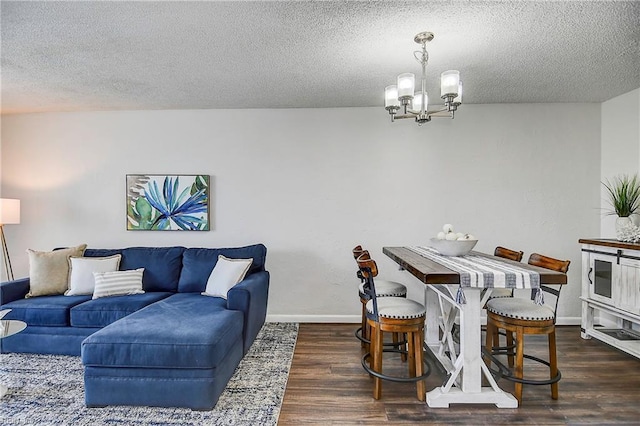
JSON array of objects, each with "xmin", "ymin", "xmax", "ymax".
[
  {"xmin": 0, "ymin": 198, "xmax": 21, "ymax": 282},
  {"xmin": 0, "ymin": 225, "xmax": 13, "ymax": 281}
]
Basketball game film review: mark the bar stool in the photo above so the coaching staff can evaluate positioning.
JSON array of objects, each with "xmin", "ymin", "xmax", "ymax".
[
  {"xmin": 489, "ymin": 246, "xmax": 525, "ymax": 299},
  {"xmin": 356, "ymin": 252, "xmax": 429, "ymax": 401},
  {"xmin": 486, "ymin": 246, "xmax": 524, "ymax": 364},
  {"xmin": 352, "ymin": 245, "xmax": 407, "ymax": 349},
  {"xmin": 485, "ymin": 253, "xmax": 570, "ymax": 404}
]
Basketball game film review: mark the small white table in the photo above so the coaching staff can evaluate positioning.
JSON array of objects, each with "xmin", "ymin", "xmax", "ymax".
[
  {"xmin": 1, "ymin": 311, "xmax": 27, "ymax": 398},
  {"xmin": 383, "ymin": 246, "xmax": 566, "ymax": 408}
]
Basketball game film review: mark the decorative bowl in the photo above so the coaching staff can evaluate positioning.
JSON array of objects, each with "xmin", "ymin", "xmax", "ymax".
[{"xmin": 429, "ymin": 238, "xmax": 478, "ymax": 256}]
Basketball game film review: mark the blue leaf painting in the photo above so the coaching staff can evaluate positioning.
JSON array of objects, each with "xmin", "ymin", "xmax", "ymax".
[{"xmin": 126, "ymin": 175, "xmax": 210, "ymax": 231}]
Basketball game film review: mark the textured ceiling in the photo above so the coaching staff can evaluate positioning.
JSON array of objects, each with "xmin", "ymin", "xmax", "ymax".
[{"xmin": 1, "ymin": 1, "xmax": 639, "ymax": 114}]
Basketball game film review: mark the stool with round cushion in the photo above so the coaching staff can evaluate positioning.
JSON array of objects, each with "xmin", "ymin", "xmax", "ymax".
[
  {"xmin": 484, "ymin": 253, "xmax": 570, "ymax": 405},
  {"xmin": 353, "ymin": 245, "xmax": 407, "ymax": 350},
  {"xmin": 485, "ymin": 246, "xmax": 525, "ymax": 365},
  {"xmin": 489, "ymin": 246, "xmax": 525, "ymax": 299},
  {"xmin": 357, "ymin": 252, "xmax": 429, "ymax": 401}
]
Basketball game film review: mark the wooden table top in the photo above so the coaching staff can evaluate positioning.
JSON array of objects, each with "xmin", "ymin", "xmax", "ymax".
[{"xmin": 383, "ymin": 246, "xmax": 567, "ymax": 285}]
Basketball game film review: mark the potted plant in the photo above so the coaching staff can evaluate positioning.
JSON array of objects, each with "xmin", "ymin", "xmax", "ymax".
[{"xmin": 602, "ymin": 173, "xmax": 640, "ymax": 241}]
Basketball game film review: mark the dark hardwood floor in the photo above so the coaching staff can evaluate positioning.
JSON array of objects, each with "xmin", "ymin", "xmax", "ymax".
[{"xmin": 279, "ymin": 324, "xmax": 640, "ymax": 425}]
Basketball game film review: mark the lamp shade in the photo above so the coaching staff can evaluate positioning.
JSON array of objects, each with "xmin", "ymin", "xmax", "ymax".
[
  {"xmin": 411, "ymin": 91, "xmax": 428, "ymax": 112},
  {"xmin": 384, "ymin": 85, "xmax": 400, "ymax": 108},
  {"xmin": 453, "ymin": 81, "xmax": 463, "ymax": 104},
  {"xmin": 440, "ymin": 70, "xmax": 460, "ymax": 97},
  {"xmin": 397, "ymin": 73, "xmax": 415, "ymax": 99},
  {"xmin": 0, "ymin": 199, "xmax": 20, "ymax": 225}
]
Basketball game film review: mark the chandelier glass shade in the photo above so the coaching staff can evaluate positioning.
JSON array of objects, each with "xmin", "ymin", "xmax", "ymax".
[{"xmin": 384, "ymin": 32, "xmax": 463, "ymax": 125}]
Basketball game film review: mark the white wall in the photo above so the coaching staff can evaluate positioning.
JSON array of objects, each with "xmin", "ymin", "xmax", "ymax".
[
  {"xmin": 1, "ymin": 103, "xmax": 601, "ymax": 323},
  {"xmin": 600, "ymin": 88, "xmax": 640, "ymax": 237}
]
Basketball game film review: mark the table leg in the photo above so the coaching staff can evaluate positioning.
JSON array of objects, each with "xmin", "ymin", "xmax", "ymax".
[
  {"xmin": 425, "ymin": 285, "xmax": 440, "ymax": 346},
  {"xmin": 426, "ymin": 288, "xmax": 518, "ymax": 408},
  {"xmin": 460, "ymin": 288, "xmax": 481, "ymax": 393}
]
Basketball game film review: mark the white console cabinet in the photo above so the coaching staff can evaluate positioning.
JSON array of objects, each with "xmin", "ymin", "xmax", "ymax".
[{"xmin": 580, "ymin": 239, "xmax": 640, "ymax": 358}]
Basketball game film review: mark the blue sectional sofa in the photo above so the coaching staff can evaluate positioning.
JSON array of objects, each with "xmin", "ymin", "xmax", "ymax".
[{"xmin": 0, "ymin": 244, "xmax": 269, "ymax": 410}]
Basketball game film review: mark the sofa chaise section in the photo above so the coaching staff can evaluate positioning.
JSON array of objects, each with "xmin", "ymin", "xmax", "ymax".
[
  {"xmin": 82, "ymin": 293, "xmax": 244, "ymax": 410},
  {"xmin": 177, "ymin": 245, "xmax": 269, "ymax": 354}
]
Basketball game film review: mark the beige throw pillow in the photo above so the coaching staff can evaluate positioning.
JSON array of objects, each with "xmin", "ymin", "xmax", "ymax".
[{"xmin": 26, "ymin": 244, "xmax": 87, "ymax": 298}]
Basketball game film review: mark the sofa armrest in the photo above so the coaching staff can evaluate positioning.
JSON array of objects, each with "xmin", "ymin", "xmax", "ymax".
[
  {"xmin": 227, "ymin": 270, "xmax": 269, "ymax": 354},
  {"xmin": 0, "ymin": 278, "xmax": 30, "ymax": 305}
]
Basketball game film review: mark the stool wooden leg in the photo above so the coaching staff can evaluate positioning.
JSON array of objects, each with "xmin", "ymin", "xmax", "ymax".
[
  {"xmin": 506, "ymin": 331, "xmax": 515, "ymax": 368},
  {"xmin": 393, "ymin": 333, "xmax": 407, "ymax": 362},
  {"xmin": 414, "ymin": 328, "xmax": 426, "ymax": 402},
  {"xmin": 549, "ymin": 329, "xmax": 559, "ymax": 400},
  {"xmin": 372, "ymin": 324, "xmax": 383, "ymax": 399},
  {"xmin": 407, "ymin": 331, "xmax": 416, "ymax": 378},
  {"xmin": 514, "ymin": 327, "xmax": 524, "ymax": 405},
  {"xmin": 402, "ymin": 333, "xmax": 408, "ymax": 362},
  {"xmin": 367, "ymin": 319, "xmax": 376, "ymax": 376},
  {"xmin": 485, "ymin": 319, "xmax": 495, "ymax": 366},
  {"xmin": 492, "ymin": 326, "xmax": 500, "ymax": 352},
  {"xmin": 361, "ymin": 303, "xmax": 369, "ymax": 349}
]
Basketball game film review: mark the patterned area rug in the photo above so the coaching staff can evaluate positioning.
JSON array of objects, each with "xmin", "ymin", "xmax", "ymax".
[{"xmin": 0, "ymin": 322, "xmax": 298, "ymax": 426}]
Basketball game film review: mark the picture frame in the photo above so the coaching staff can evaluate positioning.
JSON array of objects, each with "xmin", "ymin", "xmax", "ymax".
[{"xmin": 126, "ymin": 174, "xmax": 210, "ymax": 231}]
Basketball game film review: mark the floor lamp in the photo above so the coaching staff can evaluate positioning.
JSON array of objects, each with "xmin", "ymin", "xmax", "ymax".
[{"xmin": 0, "ymin": 198, "xmax": 20, "ymax": 282}]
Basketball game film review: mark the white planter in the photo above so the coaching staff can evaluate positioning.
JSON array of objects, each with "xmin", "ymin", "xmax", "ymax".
[{"xmin": 616, "ymin": 216, "xmax": 636, "ymax": 241}]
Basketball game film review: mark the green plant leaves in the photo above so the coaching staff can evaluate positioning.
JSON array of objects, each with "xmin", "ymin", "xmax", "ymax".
[
  {"xmin": 602, "ymin": 174, "xmax": 640, "ymax": 217},
  {"xmin": 127, "ymin": 196, "xmax": 158, "ymax": 230}
]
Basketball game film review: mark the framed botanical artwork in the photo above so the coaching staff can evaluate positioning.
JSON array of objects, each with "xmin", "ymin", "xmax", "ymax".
[{"xmin": 126, "ymin": 174, "xmax": 210, "ymax": 231}]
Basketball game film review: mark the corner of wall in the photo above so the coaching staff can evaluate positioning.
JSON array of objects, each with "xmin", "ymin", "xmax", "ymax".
[{"xmin": 600, "ymin": 88, "xmax": 640, "ymax": 238}]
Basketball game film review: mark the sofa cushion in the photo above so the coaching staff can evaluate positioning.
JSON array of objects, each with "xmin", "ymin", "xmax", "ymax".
[
  {"xmin": 84, "ymin": 249, "xmax": 124, "ymax": 258},
  {"xmin": 1, "ymin": 295, "xmax": 91, "ymax": 326},
  {"xmin": 178, "ymin": 244, "xmax": 267, "ymax": 293},
  {"xmin": 119, "ymin": 247, "xmax": 185, "ymax": 292},
  {"xmin": 71, "ymin": 292, "xmax": 172, "ymax": 328},
  {"xmin": 82, "ymin": 293, "xmax": 242, "ymax": 369}
]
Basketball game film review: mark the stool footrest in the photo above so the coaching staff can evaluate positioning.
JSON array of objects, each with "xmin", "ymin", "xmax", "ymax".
[
  {"xmin": 355, "ymin": 327, "xmax": 407, "ymax": 347},
  {"xmin": 483, "ymin": 347, "xmax": 562, "ymax": 386},
  {"xmin": 361, "ymin": 352, "xmax": 431, "ymax": 383}
]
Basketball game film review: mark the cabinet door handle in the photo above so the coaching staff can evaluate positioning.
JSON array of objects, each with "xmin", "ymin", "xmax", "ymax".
[{"xmin": 588, "ymin": 267, "xmax": 593, "ymax": 284}]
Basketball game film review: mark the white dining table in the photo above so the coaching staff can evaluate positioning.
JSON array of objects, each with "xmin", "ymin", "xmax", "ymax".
[{"xmin": 383, "ymin": 246, "xmax": 566, "ymax": 408}]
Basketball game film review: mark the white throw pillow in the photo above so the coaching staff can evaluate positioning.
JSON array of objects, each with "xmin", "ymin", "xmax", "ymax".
[
  {"xmin": 202, "ymin": 255, "xmax": 253, "ymax": 299},
  {"xmin": 65, "ymin": 255, "xmax": 122, "ymax": 296},
  {"xmin": 92, "ymin": 268, "xmax": 145, "ymax": 299}
]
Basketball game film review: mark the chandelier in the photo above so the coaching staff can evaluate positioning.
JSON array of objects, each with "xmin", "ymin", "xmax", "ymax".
[{"xmin": 384, "ymin": 31, "xmax": 462, "ymax": 125}]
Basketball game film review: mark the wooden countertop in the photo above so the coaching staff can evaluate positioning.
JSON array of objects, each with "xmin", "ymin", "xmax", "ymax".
[
  {"xmin": 383, "ymin": 246, "xmax": 567, "ymax": 285},
  {"xmin": 578, "ymin": 238, "xmax": 640, "ymax": 251}
]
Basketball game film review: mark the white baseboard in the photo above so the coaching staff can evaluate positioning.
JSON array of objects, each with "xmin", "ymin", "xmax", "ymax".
[
  {"xmin": 267, "ymin": 314, "xmax": 582, "ymax": 326},
  {"xmin": 267, "ymin": 314, "xmax": 360, "ymax": 323},
  {"xmin": 556, "ymin": 316, "xmax": 582, "ymax": 326}
]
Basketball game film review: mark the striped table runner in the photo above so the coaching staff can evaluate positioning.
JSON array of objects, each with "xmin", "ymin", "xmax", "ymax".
[{"xmin": 407, "ymin": 246, "xmax": 541, "ymax": 303}]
